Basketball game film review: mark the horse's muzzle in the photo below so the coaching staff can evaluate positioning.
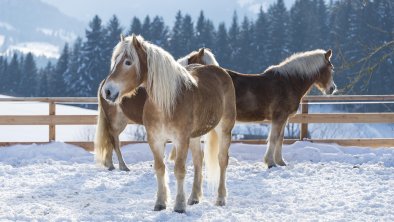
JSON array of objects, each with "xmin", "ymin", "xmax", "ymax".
[{"xmin": 103, "ymin": 85, "xmax": 119, "ymax": 103}]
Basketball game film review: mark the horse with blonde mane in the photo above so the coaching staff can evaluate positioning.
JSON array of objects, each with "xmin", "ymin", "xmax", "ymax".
[
  {"xmin": 170, "ymin": 48, "xmax": 336, "ymax": 168},
  {"xmin": 99, "ymin": 35, "xmax": 236, "ymax": 213},
  {"xmin": 95, "ymin": 47, "xmax": 218, "ymax": 172}
]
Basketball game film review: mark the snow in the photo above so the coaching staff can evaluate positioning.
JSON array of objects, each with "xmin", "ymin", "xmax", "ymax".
[
  {"xmin": 0, "ymin": 22, "xmax": 15, "ymax": 31},
  {"xmin": 0, "ymin": 35, "xmax": 4, "ymax": 47},
  {"xmin": 1, "ymin": 95, "xmax": 394, "ymax": 220},
  {"xmin": 0, "ymin": 142, "xmax": 393, "ymax": 221},
  {"xmin": 36, "ymin": 28, "xmax": 77, "ymax": 42},
  {"xmin": 6, "ymin": 42, "xmax": 60, "ymax": 58}
]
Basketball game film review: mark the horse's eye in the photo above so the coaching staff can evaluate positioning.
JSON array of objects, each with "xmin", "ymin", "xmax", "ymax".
[{"xmin": 125, "ymin": 60, "xmax": 131, "ymax": 66}]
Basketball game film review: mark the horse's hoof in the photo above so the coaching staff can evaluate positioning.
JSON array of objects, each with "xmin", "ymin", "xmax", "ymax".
[
  {"xmin": 276, "ymin": 160, "xmax": 287, "ymax": 166},
  {"xmin": 119, "ymin": 166, "xmax": 130, "ymax": 171},
  {"xmin": 267, "ymin": 164, "xmax": 277, "ymax": 169},
  {"xmin": 107, "ymin": 165, "xmax": 115, "ymax": 171},
  {"xmin": 215, "ymin": 198, "xmax": 226, "ymax": 206},
  {"xmin": 154, "ymin": 204, "xmax": 166, "ymax": 211},
  {"xmin": 174, "ymin": 208, "xmax": 186, "ymax": 214},
  {"xmin": 187, "ymin": 198, "xmax": 199, "ymax": 205}
]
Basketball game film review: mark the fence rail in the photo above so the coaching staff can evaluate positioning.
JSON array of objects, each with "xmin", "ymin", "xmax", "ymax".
[{"xmin": 0, "ymin": 95, "xmax": 393, "ymax": 151}]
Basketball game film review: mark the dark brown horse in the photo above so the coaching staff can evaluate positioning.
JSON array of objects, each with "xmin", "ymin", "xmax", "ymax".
[
  {"xmin": 98, "ymin": 35, "xmax": 236, "ymax": 213},
  {"xmin": 178, "ymin": 48, "xmax": 336, "ymax": 168}
]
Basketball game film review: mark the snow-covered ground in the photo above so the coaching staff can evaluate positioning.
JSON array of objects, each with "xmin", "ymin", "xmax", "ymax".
[{"xmin": 0, "ymin": 142, "xmax": 393, "ymax": 221}]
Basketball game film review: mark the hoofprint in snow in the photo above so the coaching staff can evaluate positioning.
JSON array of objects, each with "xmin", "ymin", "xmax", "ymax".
[{"xmin": 0, "ymin": 142, "xmax": 393, "ymax": 221}]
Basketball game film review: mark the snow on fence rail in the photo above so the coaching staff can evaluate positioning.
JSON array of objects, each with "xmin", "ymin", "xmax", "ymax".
[{"xmin": 0, "ymin": 95, "xmax": 394, "ymax": 150}]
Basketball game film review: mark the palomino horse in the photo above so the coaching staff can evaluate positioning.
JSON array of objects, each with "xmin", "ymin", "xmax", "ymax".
[
  {"xmin": 100, "ymin": 35, "xmax": 236, "ymax": 213},
  {"xmin": 95, "ymin": 48, "xmax": 219, "ymax": 172},
  {"xmin": 175, "ymin": 48, "xmax": 336, "ymax": 168}
]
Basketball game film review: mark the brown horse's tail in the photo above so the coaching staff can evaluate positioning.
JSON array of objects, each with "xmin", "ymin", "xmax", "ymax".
[
  {"xmin": 94, "ymin": 81, "xmax": 114, "ymax": 168},
  {"xmin": 204, "ymin": 129, "xmax": 220, "ymax": 192}
]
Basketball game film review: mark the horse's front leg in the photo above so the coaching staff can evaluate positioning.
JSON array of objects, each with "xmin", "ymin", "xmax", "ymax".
[
  {"xmin": 148, "ymin": 138, "xmax": 169, "ymax": 211},
  {"xmin": 274, "ymin": 120, "xmax": 287, "ymax": 166},
  {"xmin": 173, "ymin": 137, "xmax": 190, "ymax": 213},
  {"xmin": 188, "ymin": 137, "xmax": 203, "ymax": 205},
  {"xmin": 264, "ymin": 117, "xmax": 287, "ymax": 168}
]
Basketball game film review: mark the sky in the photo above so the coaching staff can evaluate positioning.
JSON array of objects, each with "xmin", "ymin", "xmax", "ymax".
[{"xmin": 40, "ymin": 0, "xmax": 297, "ymax": 26}]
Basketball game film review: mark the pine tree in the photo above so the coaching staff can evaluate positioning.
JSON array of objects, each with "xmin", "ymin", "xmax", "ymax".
[
  {"xmin": 213, "ymin": 23, "xmax": 230, "ymax": 67},
  {"xmin": 228, "ymin": 11, "xmax": 241, "ymax": 70},
  {"xmin": 6, "ymin": 53, "xmax": 21, "ymax": 95},
  {"xmin": 316, "ymin": 0, "xmax": 329, "ymax": 49},
  {"xmin": 0, "ymin": 56, "xmax": 7, "ymax": 93},
  {"xmin": 78, "ymin": 15, "xmax": 107, "ymax": 96},
  {"xmin": 179, "ymin": 14, "xmax": 194, "ymax": 57},
  {"xmin": 19, "ymin": 53, "xmax": 38, "ymax": 96},
  {"xmin": 38, "ymin": 62, "xmax": 53, "ymax": 96},
  {"xmin": 104, "ymin": 15, "xmax": 123, "ymax": 69},
  {"xmin": 169, "ymin": 11, "xmax": 184, "ymax": 57},
  {"xmin": 51, "ymin": 43, "xmax": 69, "ymax": 96},
  {"xmin": 194, "ymin": 11, "xmax": 215, "ymax": 49},
  {"xmin": 238, "ymin": 17, "xmax": 254, "ymax": 72},
  {"xmin": 149, "ymin": 16, "xmax": 168, "ymax": 47},
  {"xmin": 253, "ymin": 7, "xmax": 269, "ymax": 71},
  {"xmin": 267, "ymin": 0, "xmax": 290, "ymax": 65},
  {"xmin": 128, "ymin": 17, "xmax": 142, "ymax": 35},
  {"xmin": 141, "ymin": 16, "xmax": 152, "ymax": 40},
  {"xmin": 64, "ymin": 38, "xmax": 83, "ymax": 96}
]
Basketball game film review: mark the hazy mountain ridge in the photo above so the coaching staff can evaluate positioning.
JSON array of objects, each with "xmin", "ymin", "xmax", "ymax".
[{"xmin": 0, "ymin": 0, "xmax": 84, "ymax": 58}]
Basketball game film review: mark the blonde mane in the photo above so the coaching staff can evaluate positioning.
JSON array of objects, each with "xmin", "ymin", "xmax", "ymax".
[
  {"xmin": 266, "ymin": 49, "xmax": 327, "ymax": 78},
  {"xmin": 177, "ymin": 49, "xmax": 220, "ymax": 66},
  {"xmin": 119, "ymin": 35, "xmax": 197, "ymax": 117}
]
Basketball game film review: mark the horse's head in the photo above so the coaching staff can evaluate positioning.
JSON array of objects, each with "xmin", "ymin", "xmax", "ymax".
[
  {"xmin": 177, "ymin": 48, "xmax": 219, "ymax": 66},
  {"xmin": 314, "ymin": 49, "xmax": 336, "ymax": 95},
  {"xmin": 102, "ymin": 34, "xmax": 147, "ymax": 103}
]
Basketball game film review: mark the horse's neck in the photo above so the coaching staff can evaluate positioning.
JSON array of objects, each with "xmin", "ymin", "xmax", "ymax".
[{"xmin": 288, "ymin": 74, "xmax": 317, "ymax": 101}]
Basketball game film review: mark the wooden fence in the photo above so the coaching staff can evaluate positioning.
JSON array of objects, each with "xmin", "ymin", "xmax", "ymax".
[{"xmin": 0, "ymin": 95, "xmax": 394, "ymax": 151}]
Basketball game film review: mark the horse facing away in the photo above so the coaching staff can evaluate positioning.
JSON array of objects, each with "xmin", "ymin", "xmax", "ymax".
[
  {"xmin": 100, "ymin": 35, "xmax": 236, "ymax": 213},
  {"xmin": 181, "ymin": 48, "xmax": 336, "ymax": 168},
  {"xmin": 95, "ymin": 47, "xmax": 218, "ymax": 172}
]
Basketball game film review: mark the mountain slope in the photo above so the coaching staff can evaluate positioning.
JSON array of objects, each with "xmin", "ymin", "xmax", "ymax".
[{"xmin": 0, "ymin": 0, "xmax": 85, "ymax": 58}]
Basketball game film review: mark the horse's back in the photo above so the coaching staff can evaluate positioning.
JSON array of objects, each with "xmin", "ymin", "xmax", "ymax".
[{"xmin": 188, "ymin": 65, "xmax": 236, "ymax": 137}]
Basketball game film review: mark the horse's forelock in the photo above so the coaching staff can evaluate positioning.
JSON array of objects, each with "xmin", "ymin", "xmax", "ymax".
[{"xmin": 110, "ymin": 39, "xmax": 141, "ymax": 76}]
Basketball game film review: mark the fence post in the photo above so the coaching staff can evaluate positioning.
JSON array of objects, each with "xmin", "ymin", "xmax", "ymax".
[
  {"xmin": 300, "ymin": 100, "xmax": 308, "ymax": 140},
  {"xmin": 49, "ymin": 101, "xmax": 56, "ymax": 141}
]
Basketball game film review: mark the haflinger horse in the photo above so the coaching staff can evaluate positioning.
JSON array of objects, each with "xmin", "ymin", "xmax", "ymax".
[
  {"xmin": 173, "ymin": 48, "xmax": 336, "ymax": 168},
  {"xmin": 95, "ymin": 47, "xmax": 219, "ymax": 172},
  {"xmin": 99, "ymin": 35, "xmax": 236, "ymax": 213}
]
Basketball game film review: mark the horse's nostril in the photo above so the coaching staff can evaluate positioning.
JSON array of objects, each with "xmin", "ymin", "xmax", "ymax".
[{"xmin": 105, "ymin": 89, "xmax": 111, "ymax": 98}]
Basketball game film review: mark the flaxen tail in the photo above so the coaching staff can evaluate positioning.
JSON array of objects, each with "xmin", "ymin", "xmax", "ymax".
[
  {"xmin": 204, "ymin": 129, "xmax": 220, "ymax": 192},
  {"xmin": 94, "ymin": 81, "xmax": 114, "ymax": 167}
]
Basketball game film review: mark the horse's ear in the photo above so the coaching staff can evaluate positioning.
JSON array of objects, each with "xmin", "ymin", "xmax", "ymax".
[
  {"xmin": 120, "ymin": 34, "xmax": 125, "ymax": 42},
  {"xmin": 198, "ymin": 48, "xmax": 205, "ymax": 57},
  {"xmin": 325, "ymin": 49, "xmax": 332, "ymax": 60},
  {"xmin": 132, "ymin": 35, "xmax": 142, "ymax": 49}
]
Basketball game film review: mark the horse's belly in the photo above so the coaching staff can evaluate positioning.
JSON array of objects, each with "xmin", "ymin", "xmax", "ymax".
[{"xmin": 191, "ymin": 119, "xmax": 220, "ymax": 137}]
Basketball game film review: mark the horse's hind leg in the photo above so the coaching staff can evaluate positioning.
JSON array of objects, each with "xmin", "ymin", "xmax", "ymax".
[
  {"xmin": 113, "ymin": 135, "xmax": 130, "ymax": 171},
  {"xmin": 264, "ymin": 117, "xmax": 287, "ymax": 168},
  {"xmin": 274, "ymin": 121, "xmax": 287, "ymax": 166},
  {"xmin": 216, "ymin": 120, "xmax": 233, "ymax": 206},
  {"xmin": 188, "ymin": 137, "xmax": 203, "ymax": 205},
  {"xmin": 173, "ymin": 137, "xmax": 189, "ymax": 213},
  {"xmin": 110, "ymin": 107, "xmax": 128, "ymax": 171}
]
